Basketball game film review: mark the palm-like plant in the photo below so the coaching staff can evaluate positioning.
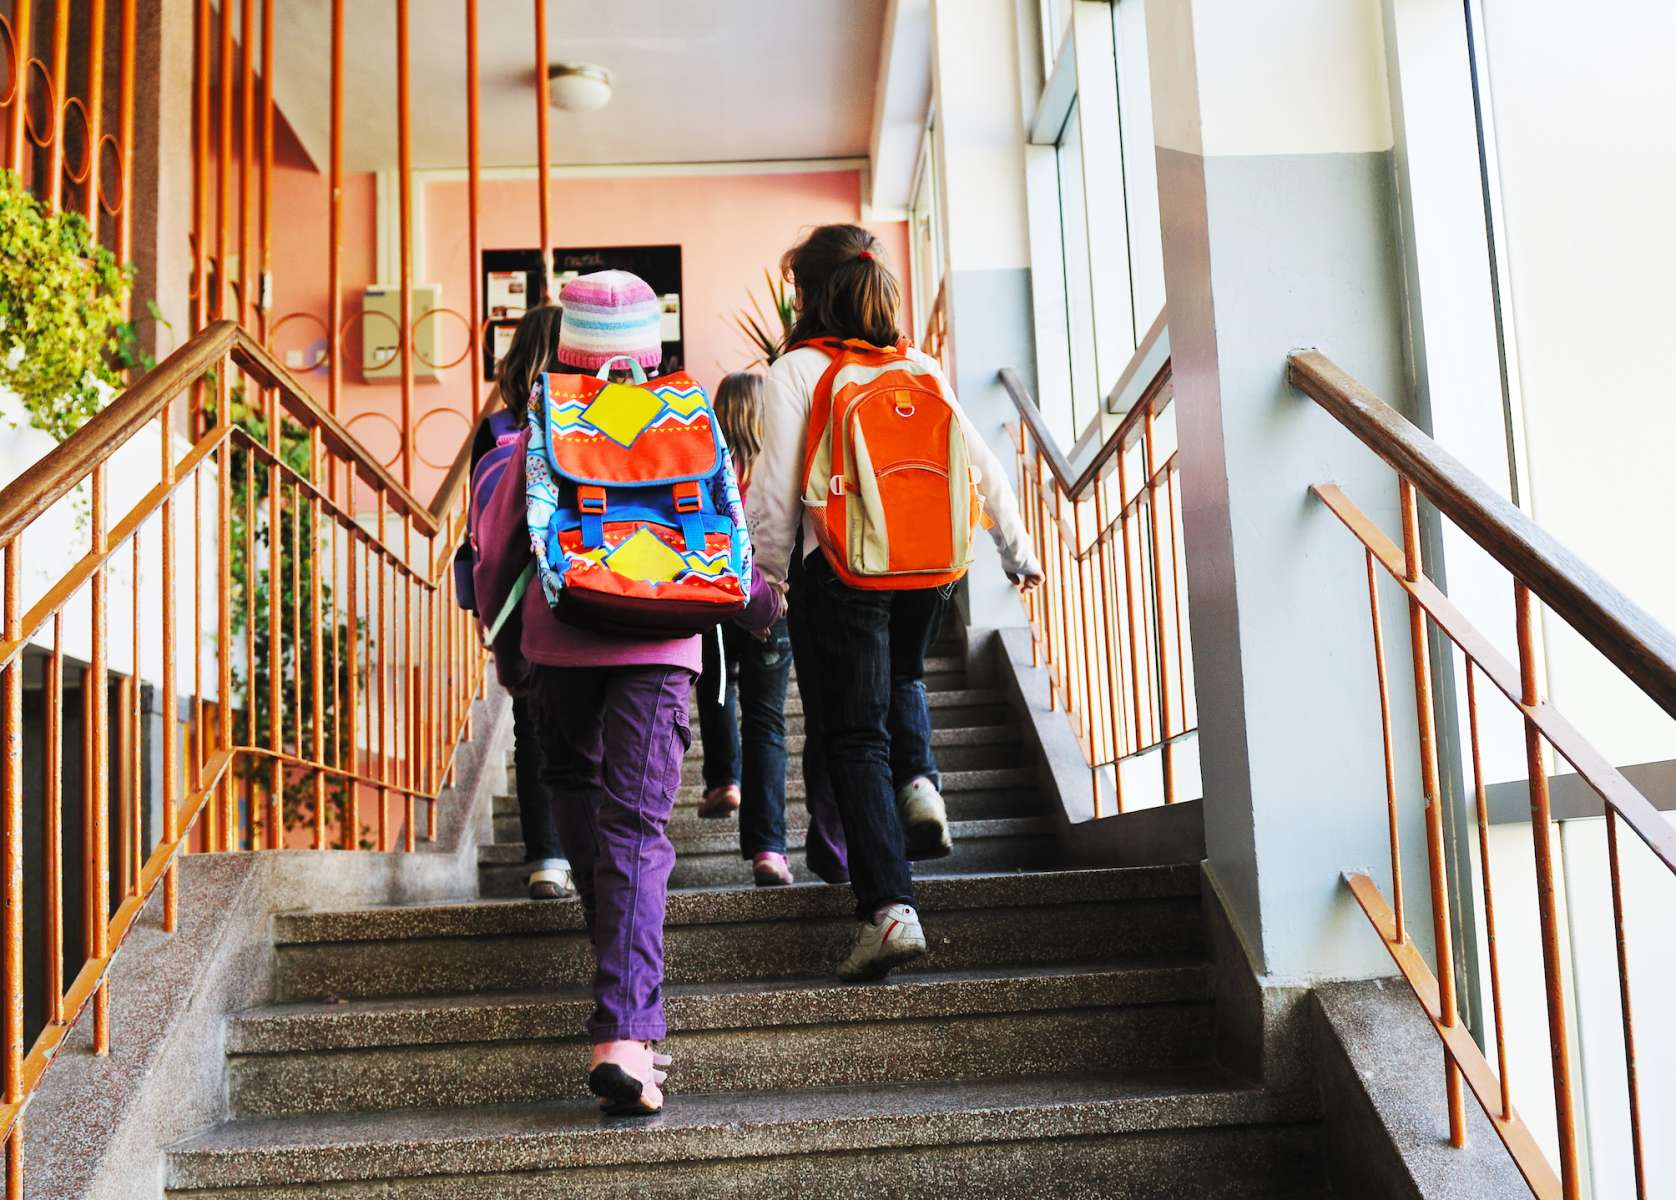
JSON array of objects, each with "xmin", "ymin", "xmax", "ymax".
[{"xmin": 733, "ymin": 268, "xmax": 795, "ymax": 366}]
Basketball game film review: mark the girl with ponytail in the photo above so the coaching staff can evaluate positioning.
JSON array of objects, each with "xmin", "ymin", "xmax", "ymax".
[{"xmin": 744, "ymin": 224, "xmax": 1041, "ymax": 983}]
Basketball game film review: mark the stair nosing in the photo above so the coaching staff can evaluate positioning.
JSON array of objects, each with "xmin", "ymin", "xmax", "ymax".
[
  {"xmin": 226, "ymin": 960, "xmax": 1215, "ymax": 1054},
  {"xmin": 166, "ymin": 1068, "xmax": 1299, "ymax": 1190},
  {"xmin": 273, "ymin": 865, "xmax": 1203, "ymax": 946}
]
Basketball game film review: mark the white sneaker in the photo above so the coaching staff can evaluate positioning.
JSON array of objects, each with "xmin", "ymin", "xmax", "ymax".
[
  {"xmin": 837, "ymin": 903, "xmax": 928, "ymax": 981},
  {"xmin": 527, "ymin": 864, "xmax": 576, "ymax": 900},
  {"xmin": 897, "ymin": 777, "xmax": 953, "ymax": 860}
]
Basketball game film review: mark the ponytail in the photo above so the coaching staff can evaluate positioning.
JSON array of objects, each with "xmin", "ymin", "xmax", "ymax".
[{"xmin": 781, "ymin": 224, "xmax": 902, "ymax": 350}]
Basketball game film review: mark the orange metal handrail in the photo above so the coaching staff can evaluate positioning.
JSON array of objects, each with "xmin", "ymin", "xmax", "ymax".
[
  {"xmin": 1292, "ymin": 350, "xmax": 1672, "ymax": 1200},
  {"xmin": 0, "ymin": 319, "xmax": 488, "ymax": 1180},
  {"xmin": 998, "ymin": 355, "xmax": 1196, "ymax": 816}
]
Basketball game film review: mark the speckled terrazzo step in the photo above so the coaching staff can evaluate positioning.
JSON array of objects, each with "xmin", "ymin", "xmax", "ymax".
[
  {"xmin": 487, "ymin": 765, "xmax": 1040, "ymax": 842},
  {"xmin": 272, "ymin": 866, "xmax": 1205, "ymax": 1003},
  {"xmin": 674, "ymin": 736, "xmax": 1023, "ymax": 785},
  {"xmin": 478, "ymin": 816, "xmax": 1061, "ymax": 894},
  {"xmin": 221, "ymin": 961, "xmax": 1215, "ymax": 1118},
  {"xmin": 166, "ymin": 1069, "xmax": 1329, "ymax": 1198}
]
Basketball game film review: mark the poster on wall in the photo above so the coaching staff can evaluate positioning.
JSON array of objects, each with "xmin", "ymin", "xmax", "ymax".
[{"xmin": 480, "ymin": 245, "xmax": 684, "ymax": 381}]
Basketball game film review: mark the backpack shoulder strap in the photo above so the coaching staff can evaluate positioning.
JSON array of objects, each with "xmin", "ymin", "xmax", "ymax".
[{"xmin": 486, "ymin": 562, "xmax": 536, "ymax": 643}]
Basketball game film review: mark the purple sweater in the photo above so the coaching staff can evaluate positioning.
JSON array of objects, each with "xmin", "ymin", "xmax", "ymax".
[{"xmin": 473, "ymin": 428, "xmax": 781, "ymax": 681}]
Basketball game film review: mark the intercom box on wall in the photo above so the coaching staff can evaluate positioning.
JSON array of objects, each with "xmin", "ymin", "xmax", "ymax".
[{"xmin": 361, "ymin": 283, "xmax": 441, "ymax": 381}]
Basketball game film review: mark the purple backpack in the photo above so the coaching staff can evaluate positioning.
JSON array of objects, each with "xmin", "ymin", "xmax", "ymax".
[{"xmin": 453, "ymin": 408, "xmax": 524, "ymax": 613}]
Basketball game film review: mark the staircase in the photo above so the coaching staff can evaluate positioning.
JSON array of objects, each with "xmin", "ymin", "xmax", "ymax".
[{"xmin": 163, "ymin": 633, "xmax": 1329, "ymax": 1197}]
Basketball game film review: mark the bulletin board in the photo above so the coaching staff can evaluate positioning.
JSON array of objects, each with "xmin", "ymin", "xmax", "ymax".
[{"xmin": 480, "ymin": 244, "xmax": 684, "ymax": 381}]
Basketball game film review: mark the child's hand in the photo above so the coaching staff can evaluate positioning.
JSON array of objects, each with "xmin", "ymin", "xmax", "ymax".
[{"xmin": 1007, "ymin": 562, "xmax": 1045, "ymax": 593}]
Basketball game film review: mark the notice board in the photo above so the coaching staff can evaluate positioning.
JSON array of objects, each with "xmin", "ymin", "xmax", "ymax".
[{"xmin": 481, "ymin": 244, "xmax": 683, "ymax": 381}]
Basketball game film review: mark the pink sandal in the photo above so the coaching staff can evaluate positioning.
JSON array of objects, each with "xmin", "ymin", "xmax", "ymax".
[{"xmin": 589, "ymin": 1041, "xmax": 671, "ymax": 1115}]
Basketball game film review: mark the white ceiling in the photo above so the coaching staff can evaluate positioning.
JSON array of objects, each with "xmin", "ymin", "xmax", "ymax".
[{"xmin": 267, "ymin": 0, "xmax": 890, "ymax": 171}]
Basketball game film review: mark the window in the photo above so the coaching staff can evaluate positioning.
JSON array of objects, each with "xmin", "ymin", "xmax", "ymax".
[
  {"xmin": 1055, "ymin": 102, "xmax": 1098, "ymax": 421},
  {"xmin": 908, "ymin": 122, "xmax": 945, "ymax": 344},
  {"xmin": 1026, "ymin": 0, "xmax": 1165, "ymax": 443}
]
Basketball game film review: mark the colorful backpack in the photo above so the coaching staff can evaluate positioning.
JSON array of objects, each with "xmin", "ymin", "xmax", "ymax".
[
  {"xmin": 453, "ymin": 407, "xmax": 522, "ymax": 614},
  {"xmin": 517, "ymin": 355, "xmax": 751, "ymax": 637},
  {"xmin": 799, "ymin": 338, "xmax": 982, "ymax": 590}
]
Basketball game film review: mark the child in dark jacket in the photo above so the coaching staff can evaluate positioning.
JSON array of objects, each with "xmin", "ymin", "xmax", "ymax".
[
  {"xmin": 464, "ymin": 305, "xmax": 574, "ymax": 901},
  {"xmin": 474, "ymin": 271, "xmax": 783, "ymax": 1116}
]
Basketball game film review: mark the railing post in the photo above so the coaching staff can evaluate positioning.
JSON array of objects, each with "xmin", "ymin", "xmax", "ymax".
[
  {"xmin": 89, "ymin": 466, "xmax": 111, "ymax": 1054},
  {"xmin": 1514, "ymin": 582, "xmax": 1580, "ymax": 1197},
  {"xmin": 1399, "ymin": 480, "xmax": 1466, "ymax": 1148},
  {"xmin": 2, "ymin": 542, "xmax": 24, "ymax": 1193}
]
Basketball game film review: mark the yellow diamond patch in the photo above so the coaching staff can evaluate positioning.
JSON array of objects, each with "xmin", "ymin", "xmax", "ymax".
[
  {"xmin": 660, "ymin": 387, "xmax": 708, "ymax": 418},
  {"xmin": 581, "ymin": 383, "xmax": 665, "ymax": 447},
  {"xmin": 603, "ymin": 527, "xmax": 687, "ymax": 583}
]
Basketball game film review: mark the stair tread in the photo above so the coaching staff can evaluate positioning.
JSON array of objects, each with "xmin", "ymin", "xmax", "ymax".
[
  {"xmin": 227, "ymin": 959, "xmax": 1215, "ymax": 1054},
  {"xmin": 478, "ymin": 816, "xmax": 1054, "ymax": 866},
  {"xmin": 275, "ymin": 866, "xmax": 1202, "ymax": 945},
  {"xmin": 168, "ymin": 1066, "xmax": 1295, "ymax": 1188}
]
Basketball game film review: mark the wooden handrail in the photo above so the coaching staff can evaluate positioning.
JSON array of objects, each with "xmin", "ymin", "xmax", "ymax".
[
  {"xmin": 0, "ymin": 321, "xmax": 479, "ymax": 548},
  {"xmin": 998, "ymin": 354, "xmax": 1172, "ymax": 502},
  {"xmin": 1289, "ymin": 348, "xmax": 1676, "ymax": 724}
]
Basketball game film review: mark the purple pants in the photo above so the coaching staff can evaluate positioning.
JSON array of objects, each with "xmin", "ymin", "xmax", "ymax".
[{"xmin": 529, "ymin": 664, "xmax": 695, "ymax": 1043}]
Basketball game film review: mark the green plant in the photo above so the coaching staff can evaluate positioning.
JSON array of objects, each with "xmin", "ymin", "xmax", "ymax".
[
  {"xmin": 0, "ymin": 169, "xmax": 142, "ymax": 442},
  {"xmin": 732, "ymin": 268, "xmax": 795, "ymax": 366},
  {"xmin": 209, "ymin": 384, "xmax": 369, "ymax": 847}
]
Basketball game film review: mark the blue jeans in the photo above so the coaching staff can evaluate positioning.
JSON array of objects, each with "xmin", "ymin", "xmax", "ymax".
[
  {"xmin": 696, "ymin": 619, "xmax": 793, "ymax": 857},
  {"xmin": 511, "ymin": 695, "xmax": 567, "ymax": 867},
  {"xmin": 794, "ymin": 551, "xmax": 950, "ymax": 919}
]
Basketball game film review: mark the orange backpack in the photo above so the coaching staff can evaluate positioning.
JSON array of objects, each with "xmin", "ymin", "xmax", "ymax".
[{"xmin": 798, "ymin": 338, "xmax": 983, "ymax": 591}]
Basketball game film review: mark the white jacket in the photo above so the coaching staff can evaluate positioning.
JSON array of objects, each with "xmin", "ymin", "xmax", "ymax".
[{"xmin": 745, "ymin": 344, "xmax": 1038, "ymax": 585}]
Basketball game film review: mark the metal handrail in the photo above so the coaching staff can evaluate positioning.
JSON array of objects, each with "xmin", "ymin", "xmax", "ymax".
[
  {"xmin": 0, "ymin": 321, "xmax": 489, "ymax": 1165},
  {"xmin": 997, "ymin": 355, "xmax": 1194, "ymax": 816},
  {"xmin": 1291, "ymin": 348, "xmax": 1671, "ymax": 1200},
  {"xmin": 1291, "ymin": 349, "xmax": 1676, "ymax": 725}
]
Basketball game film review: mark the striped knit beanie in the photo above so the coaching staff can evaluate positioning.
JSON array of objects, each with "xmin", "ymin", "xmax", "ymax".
[{"xmin": 555, "ymin": 270, "xmax": 663, "ymax": 372}]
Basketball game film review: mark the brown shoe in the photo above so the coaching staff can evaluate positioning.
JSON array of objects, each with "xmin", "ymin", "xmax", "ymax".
[{"xmin": 697, "ymin": 784, "xmax": 740, "ymax": 819}]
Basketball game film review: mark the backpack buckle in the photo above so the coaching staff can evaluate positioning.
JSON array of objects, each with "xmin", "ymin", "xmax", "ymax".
[
  {"xmin": 672, "ymin": 480, "xmax": 703, "ymax": 512},
  {"xmin": 829, "ymin": 475, "xmax": 846, "ymax": 497},
  {"xmin": 577, "ymin": 485, "xmax": 607, "ymax": 515}
]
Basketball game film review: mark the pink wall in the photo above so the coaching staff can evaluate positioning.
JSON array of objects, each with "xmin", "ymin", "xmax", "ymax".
[{"xmin": 266, "ymin": 162, "xmax": 910, "ymax": 500}]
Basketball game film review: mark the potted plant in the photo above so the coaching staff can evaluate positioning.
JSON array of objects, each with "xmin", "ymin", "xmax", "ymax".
[
  {"xmin": 732, "ymin": 268, "xmax": 795, "ymax": 366},
  {"xmin": 0, "ymin": 168, "xmax": 137, "ymax": 447}
]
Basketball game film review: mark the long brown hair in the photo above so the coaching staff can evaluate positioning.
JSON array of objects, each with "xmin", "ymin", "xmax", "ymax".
[
  {"xmin": 781, "ymin": 224, "xmax": 902, "ymax": 350},
  {"xmin": 493, "ymin": 304, "xmax": 564, "ymax": 414},
  {"xmin": 713, "ymin": 372, "xmax": 766, "ymax": 482}
]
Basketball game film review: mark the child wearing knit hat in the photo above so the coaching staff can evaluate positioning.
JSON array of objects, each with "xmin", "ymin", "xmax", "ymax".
[
  {"xmin": 473, "ymin": 269, "xmax": 785, "ymax": 1116},
  {"xmin": 555, "ymin": 269, "xmax": 664, "ymax": 375}
]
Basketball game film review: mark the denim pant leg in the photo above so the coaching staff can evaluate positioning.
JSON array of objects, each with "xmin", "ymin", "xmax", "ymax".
[
  {"xmin": 511, "ymin": 694, "xmax": 567, "ymax": 865},
  {"xmin": 733, "ymin": 620, "xmax": 791, "ymax": 858},
  {"xmin": 533, "ymin": 665, "xmax": 693, "ymax": 1043},
  {"xmin": 529, "ymin": 671, "xmax": 606, "ymax": 934},
  {"xmin": 787, "ymin": 553, "xmax": 850, "ymax": 883},
  {"xmin": 803, "ymin": 554, "xmax": 914, "ymax": 919},
  {"xmin": 695, "ymin": 627, "xmax": 741, "ymax": 791},
  {"xmin": 887, "ymin": 585, "xmax": 950, "ymax": 790}
]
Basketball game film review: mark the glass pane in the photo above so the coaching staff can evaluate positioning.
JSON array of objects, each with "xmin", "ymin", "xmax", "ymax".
[{"xmin": 1056, "ymin": 102, "xmax": 1097, "ymax": 437}]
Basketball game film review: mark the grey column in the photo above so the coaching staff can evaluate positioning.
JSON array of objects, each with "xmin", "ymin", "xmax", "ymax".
[{"xmin": 1146, "ymin": 0, "xmax": 1436, "ymax": 980}]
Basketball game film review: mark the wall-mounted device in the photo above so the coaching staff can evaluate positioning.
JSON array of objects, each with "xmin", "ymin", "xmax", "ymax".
[{"xmin": 360, "ymin": 283, "xmax": 442, "ymax": 381}]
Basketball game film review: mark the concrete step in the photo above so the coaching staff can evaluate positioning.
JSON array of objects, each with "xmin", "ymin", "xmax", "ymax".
[
  {"xmin": 675, "ymin": 737, "xmax": 1024, "ymax": 785},
  {"xmin": 488, "ymin": 786, "xmax": 1044, "ymax": 859},
  {"xmin": 782, "ymin": 686, "xmax": 1003, "ymax": 719},
  {"xmin": 478, "ymin": 817, "xmax": 1060, "ymax": 895},
  {"xmin": 223, "ymin": 961, "xmax": 1214, "ymax": 1118},
  {"xmin": 486, "ymin": 764, "xmax": 1032, "ymax": 831},
  {"xmin": 272, "ymin": 866, "xmax": 1205, "ymax": 1002},
  {"xmin": 167, "ymin": 1069, "xmax": 1328, "ymax": 1198}
]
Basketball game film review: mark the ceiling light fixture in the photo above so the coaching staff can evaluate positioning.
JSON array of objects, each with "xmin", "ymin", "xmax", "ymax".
[{"xmin": 547, "ymin": 63, "xmax": 613, "ymax": 113}]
